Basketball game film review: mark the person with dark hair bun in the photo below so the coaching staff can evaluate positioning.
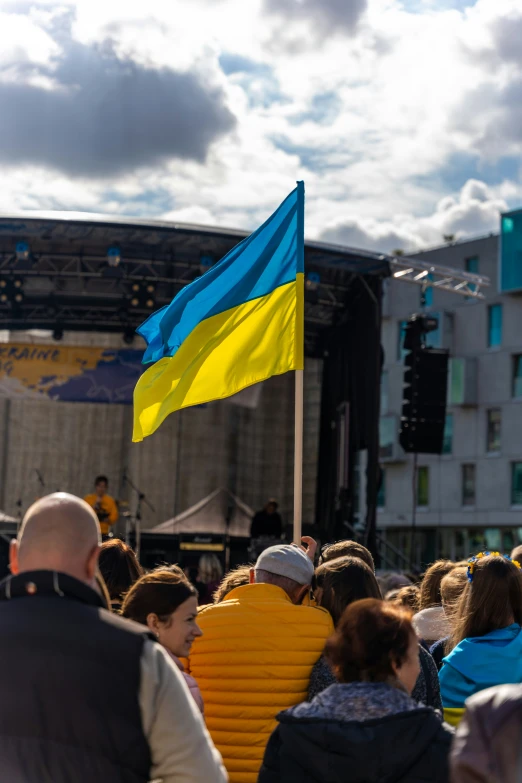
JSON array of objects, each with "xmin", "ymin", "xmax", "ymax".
[
  {"xmin": 122, "ymin": 569, "xmax": 204, "ymax": 711},
  {"xmin": 259, "ymin": 599, "xmax": 453, "ymax": 783},
  {"xmin": 98, "ymin": 538, "xmax": 143, "ymax": 611}
]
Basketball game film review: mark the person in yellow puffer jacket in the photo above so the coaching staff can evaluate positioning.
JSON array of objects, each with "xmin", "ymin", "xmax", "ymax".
[{"xmin": 189, "ymin": 544, "xmax": 334, "ymax": 783}]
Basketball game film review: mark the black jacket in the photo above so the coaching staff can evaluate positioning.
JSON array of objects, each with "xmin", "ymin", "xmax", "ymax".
[
  {"xmin": 258, "ymin": 706, "xmax": 452, "ymax": 783},
  {"xmin": 0, "ymin": 570, "xmax": 152, "ymax": 783}
]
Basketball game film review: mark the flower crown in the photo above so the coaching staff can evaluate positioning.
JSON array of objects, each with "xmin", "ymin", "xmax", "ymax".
[{"xmin": 467, "ymin": 551, "xmax": 522, "ymax": 583}]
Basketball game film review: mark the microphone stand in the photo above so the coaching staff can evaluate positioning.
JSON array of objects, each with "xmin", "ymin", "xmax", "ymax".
[
  {"xmin": 34, "ymin": 469, "xmax": 46, "ymax": 493},
  {"xmin": 122, "ymin": 469, "xmax": 155, "ymax": 562}
]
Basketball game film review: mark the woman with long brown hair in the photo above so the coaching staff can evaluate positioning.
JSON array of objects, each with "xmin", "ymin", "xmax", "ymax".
[
  {"xmin": 308, "ymin": 556, "xmax": 442, "ymax": 710},
  {"xmin": 440, "ymin": 553, "xmax": 522, "ymax": 725}
]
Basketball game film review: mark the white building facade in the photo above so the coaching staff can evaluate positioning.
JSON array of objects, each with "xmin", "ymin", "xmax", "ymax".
[{"xmin": 375, "ymin": 233, "xmax": 522, "ymax": 567}]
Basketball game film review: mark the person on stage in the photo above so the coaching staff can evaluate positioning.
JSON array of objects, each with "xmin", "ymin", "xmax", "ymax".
[
  {"xmin": 250, "ymin": 499, "xmax": 283, "ymax": 540},
  {"xmin": 84, "ymin": 476, "xmax": 118, "ymax": 537}
]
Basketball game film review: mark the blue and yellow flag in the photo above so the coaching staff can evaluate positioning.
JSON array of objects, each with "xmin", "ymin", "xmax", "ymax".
[{"xmin": 132, "ymin": 182, "xmax": 305, "ymax": 441}]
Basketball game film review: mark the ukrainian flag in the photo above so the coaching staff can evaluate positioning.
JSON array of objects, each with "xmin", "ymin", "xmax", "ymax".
[{"xmin": 132, "ymin": 182, "xmax": 305, "ymax": 441}]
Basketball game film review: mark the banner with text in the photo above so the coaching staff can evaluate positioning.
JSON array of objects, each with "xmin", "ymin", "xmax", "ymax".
[{"xmin": 0, "ymin": 344, "xmax": 144, "ymax": 404}]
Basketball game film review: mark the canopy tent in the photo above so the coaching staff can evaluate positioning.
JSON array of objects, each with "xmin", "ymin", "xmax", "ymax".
[
  {"xmin": 146, "ymin": 488, "xmax": 254, "ymax": 537},
  {"xmin": 0, "ymin": 510, "xmax": 17, "ymax": 524}
]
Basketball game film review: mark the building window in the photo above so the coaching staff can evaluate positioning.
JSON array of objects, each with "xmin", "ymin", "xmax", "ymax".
[
  {"xmin": 398, "ymin": 320, "xmax": 408, "ymax": 360},
  {"xmin": 513, "ymin": 355, "xmax": 522, "ymax": 398},
  {"xmin": 486, "ymin": 409, "xmax": 501, "ymax": 453},
  {"xmin": 377, "ymin": 469, "xmax": 386, "ymax": 508},
  {"xmin": 511, "ymin": 462, "xmax": 522, "ymax": 506},
  {"xmin": 417, "ymin": 466, "xmax": 429, "ymax": 507},
  {"xmin": 380, "ymin": 370, "xmax": 389, "ymax": 414},
  {"xmin": 443, "ymin": 414, "xmax": 453, "ymax": 455},
  {"xmin": 465, "ymin": 256, "xmax": 479, "ymax": 275},
  {"xmin": 488, "ymin": 304, "xmax": 503, "ymax": 348},
  {"xmin": 462, "ymin": 464, "xmax": 476, "ymax": 506}
]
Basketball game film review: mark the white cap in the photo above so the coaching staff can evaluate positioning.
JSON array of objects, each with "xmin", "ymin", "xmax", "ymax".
[{"xmin": 255, "ymin": 544, "xmax": 314, "ymax": 586}]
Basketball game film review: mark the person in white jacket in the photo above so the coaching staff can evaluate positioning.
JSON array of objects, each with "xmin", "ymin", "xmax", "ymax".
[{"xmin": 1, "ymin": 493, "xmax": 227, "ymax": 783}]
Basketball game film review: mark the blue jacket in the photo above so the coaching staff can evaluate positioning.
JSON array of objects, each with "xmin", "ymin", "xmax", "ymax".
[{"xmin": 440, "ymin": 624, "xmax": 522, "ymax": 708}]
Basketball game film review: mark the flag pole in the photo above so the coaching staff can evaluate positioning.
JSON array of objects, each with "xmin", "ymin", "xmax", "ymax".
[
  {"xmin": 293, "ymin": 368, "xmax": 304, "ymax": 543},
  {"xmin": 293, "ymin": 180, "xmax": 305, "ymax": 545}
]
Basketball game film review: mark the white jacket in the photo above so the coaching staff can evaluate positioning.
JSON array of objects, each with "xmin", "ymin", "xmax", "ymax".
[
  {"xmin": 140, "ymin": 640, "xmax": 227, "ymax": 783},
  {"xmin": 412, "ymin": 606, "xmax": 451, "ymax": 645}
]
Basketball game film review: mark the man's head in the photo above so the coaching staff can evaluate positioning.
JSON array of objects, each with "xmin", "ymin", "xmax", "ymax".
[
  {"xmin": 10, "ymin": 493, "xmax": 101, "ymax": 587},
  {"xmin": 265, "ymin": 499, "xmax": 278, "ymax": 515},
  {"xmin": 251, "ymin": 544, "xmax": 314, "ymax": 604},
  {"xmin": 95, "ymin": 475, "xmax": 108, "ymax": 498}
]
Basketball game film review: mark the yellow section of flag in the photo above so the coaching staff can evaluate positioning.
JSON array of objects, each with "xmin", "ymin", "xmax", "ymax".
[{"xmin": 133, "ymin": 274, "xmax": 304, "ymax": 441}]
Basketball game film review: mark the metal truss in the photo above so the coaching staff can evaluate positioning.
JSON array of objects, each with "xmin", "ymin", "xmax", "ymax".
[{"xmin": 389, "ymin": 255, "xmax": 490, "ymax": 298}]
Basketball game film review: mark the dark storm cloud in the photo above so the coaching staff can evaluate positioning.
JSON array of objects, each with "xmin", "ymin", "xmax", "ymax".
[
  {"xmin": 0, "ymin": 38, "xmax": 236, "ymax": 178},
  {"xmin": 263, "ymin": 0, "xmax": 367, "ymax": 37}
]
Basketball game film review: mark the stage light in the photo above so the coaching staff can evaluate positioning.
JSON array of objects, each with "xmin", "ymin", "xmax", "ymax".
[
  {"xmin": 130, "ymin": 297, "xmax": 139, "ymax": 307},
  {"xmin": 53, "ymin": 327, "xmax": 64, "ymax": 341},
  {"xmin": 15, "ymin": 242, "xmax": 30, "ymax": 261},
  {"xmin": 107, "ymin": 246, "xmax": 121, "ymax": 268},
  {"xmin": 13, "ymin": 279, "xmax": 22, "ymax": 289},
  {"xmin": 146, "ymin": 284, "xmax": 155, "ymax": 293},
  {"xmin": 14, "ymin": 293, "xmax": 23, "ymax": 303},
  {"xmin": 0, "ymin": 280, "xmax": 6, "ymax": 289},
  {"xmin": 306, "ymin": 272, "xmax": 320, "ymax": 292},
  {"xmin": 132, "ymin": 283, "xmax": 140, "ymax": 292},
  {"xmin": 146, "ymin": 298, "xmax": 154, "ymax": 308},
  {"xmin": 200, "ymin": 254, "xmax": 214, "ymax": 274},
  {"xmin": 0, "ymin": 293, "xmax": 7, "ymax": 303},
  {"xmin": 123, "ymin": 327, "xmax": 135, "ymax": 345}
]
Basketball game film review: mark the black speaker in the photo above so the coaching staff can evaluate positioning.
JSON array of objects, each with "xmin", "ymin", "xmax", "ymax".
[{"xmin": 400, "ymin": 345, "xmax": 449, "ymax": 454}]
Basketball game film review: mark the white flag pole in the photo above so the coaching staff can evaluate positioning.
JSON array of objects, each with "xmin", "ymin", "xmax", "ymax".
[
  {"xmin": 293, "ymin": 180, "xmax": 305, "ymax": 545},
  {"xmin": 293, "ymin": 368, "xmax": 304, "ymax": 544}
]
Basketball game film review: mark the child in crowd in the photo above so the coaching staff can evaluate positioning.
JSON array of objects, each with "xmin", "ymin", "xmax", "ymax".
[
  {"xmin": 429, "ymin": 565, "xmax": 468, "ymax": 670},
  {"xmin": 439, "ymin": 553, "xmax": 522, "ymax": 727},
  {"xmin": 413, "ymin": 560, "xmax": 455, "ymax": 647}
]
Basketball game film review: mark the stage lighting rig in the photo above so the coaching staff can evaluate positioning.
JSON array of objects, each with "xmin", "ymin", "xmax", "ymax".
[
  {"xmin": 128, "ymin": 282, "xmax": 156, "ymax": 310},
  {"xmin": 107, "ymin": 246, "xmax": 121, "ymax": 268}
]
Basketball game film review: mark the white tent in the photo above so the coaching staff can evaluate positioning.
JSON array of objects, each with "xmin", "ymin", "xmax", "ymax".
[
  {"xmin": 146, "ymin": 488, "xmax": 254, "ymax": 537},
  {"xmin": 0, "ymin": 510, "xmax": 17, "ymax": 525}
]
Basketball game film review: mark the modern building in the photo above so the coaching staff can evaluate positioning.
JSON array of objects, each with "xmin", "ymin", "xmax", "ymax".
[{"xmin": 373, "ymin": 226, "xmax": 522, "ymax": 567}]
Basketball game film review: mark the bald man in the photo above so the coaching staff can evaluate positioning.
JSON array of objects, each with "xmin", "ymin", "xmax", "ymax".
[{"xmin": 0, "ymin": 493, "xmax": 227, "ymax": 783}]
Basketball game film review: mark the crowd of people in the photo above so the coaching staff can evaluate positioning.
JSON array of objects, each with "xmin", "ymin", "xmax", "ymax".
[{"xmin": 2, "ymin": 491, "xmax": 522, "ymax": 782}]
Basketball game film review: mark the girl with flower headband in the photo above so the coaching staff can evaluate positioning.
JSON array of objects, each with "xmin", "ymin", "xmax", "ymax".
[{"xmin": 439, "ymin": 553, "xmax": 522, "ymax": 726}]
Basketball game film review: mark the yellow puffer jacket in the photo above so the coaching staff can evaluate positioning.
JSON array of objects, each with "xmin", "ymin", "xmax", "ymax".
[{"xmin": 189, "ymin": 583, "xmax": 333, "ymax": 783}]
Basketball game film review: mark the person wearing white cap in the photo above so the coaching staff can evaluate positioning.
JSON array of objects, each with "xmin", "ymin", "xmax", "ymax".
[{"xmin": 189, "ymin": 542, "xmax": 333, "ymax": 783}]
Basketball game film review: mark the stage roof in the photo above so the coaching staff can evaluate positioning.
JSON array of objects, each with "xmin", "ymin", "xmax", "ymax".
[{"xmin": 0, "ymin": 211, "xmax": 389, "ymax": 356}]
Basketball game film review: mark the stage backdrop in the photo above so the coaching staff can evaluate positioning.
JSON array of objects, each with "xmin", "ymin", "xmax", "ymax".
[{"xmin": 0, "ymin": 343, "xmax": 143, "ymax": 404}]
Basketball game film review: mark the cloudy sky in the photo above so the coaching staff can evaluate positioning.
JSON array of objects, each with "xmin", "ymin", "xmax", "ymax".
[{"xmin": 1, "ymin": 0, "xmax": 521, "ymax": 252}]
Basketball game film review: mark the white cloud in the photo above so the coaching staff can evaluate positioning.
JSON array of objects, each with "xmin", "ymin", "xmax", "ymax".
[
  {"xmin": 320, "ymin": 179, "xmax": 506, "ymax": 252},
  {"xmin": 0, "ymin": 0, "xmax": 521, "ymax": 255}
]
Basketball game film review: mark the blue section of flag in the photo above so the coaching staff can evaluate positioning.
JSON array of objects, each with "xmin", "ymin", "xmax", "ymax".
[{"xmin": 138, "ymin": 183, "xmax": 304, "ymax": 364}]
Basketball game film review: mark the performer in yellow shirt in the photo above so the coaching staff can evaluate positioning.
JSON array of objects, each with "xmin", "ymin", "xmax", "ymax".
[{"xmin": 84, "ymin": 475, "xmax": 118, "ymax": 536}]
